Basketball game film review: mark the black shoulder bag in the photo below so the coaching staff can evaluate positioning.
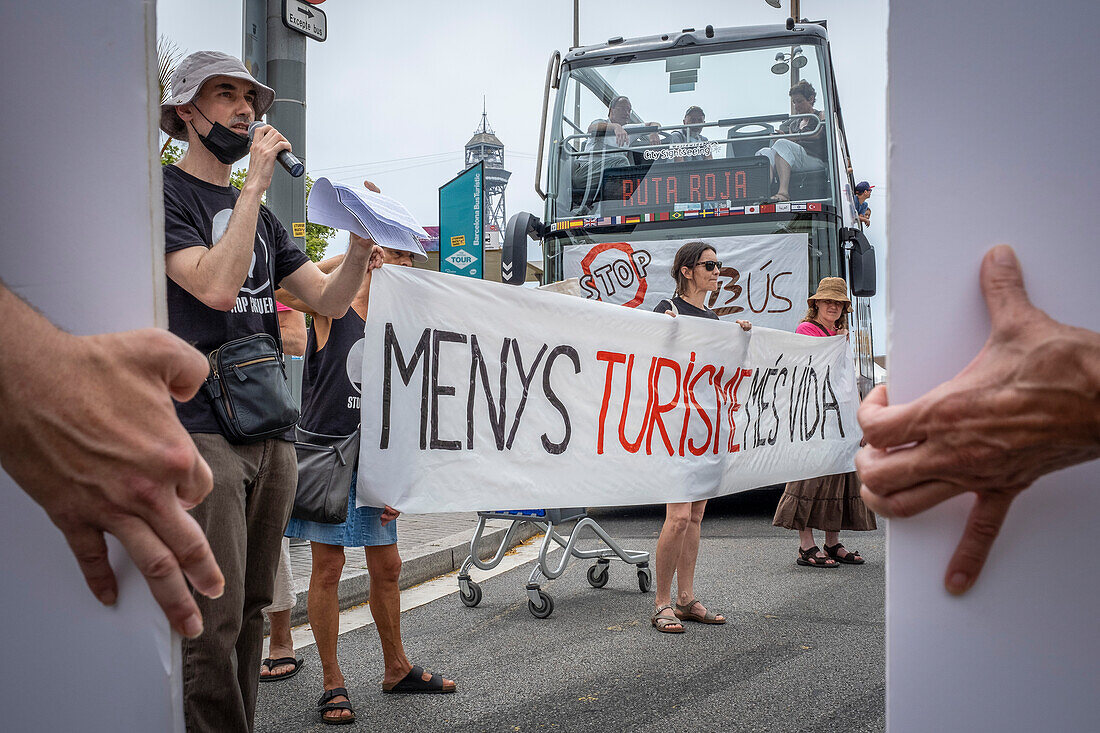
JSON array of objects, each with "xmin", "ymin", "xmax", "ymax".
[
  {"xmin": 291, "ymin": 425, "xmax": 360, "ymax": 524},
  {"xmin": 202, "ymin": 246, "xmax": 300, "ymax": 443}
]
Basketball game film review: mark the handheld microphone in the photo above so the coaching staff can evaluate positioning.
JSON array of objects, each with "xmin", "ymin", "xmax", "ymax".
[{"xmin": 247, "ymin": 121, "xmax": 305, "ymax": 178}]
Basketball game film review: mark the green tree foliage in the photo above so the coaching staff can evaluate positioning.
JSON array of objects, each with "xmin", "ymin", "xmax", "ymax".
[
  {"xmin": 159, "ymin": 146, "xmax": 333, "ymax": 263},
  {"xmin": 161, "ymin": 142, "xmax": 184, "ymax": 167}
]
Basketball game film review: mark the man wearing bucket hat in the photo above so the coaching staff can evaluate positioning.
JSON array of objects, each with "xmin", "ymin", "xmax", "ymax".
[
  {"xmin": 773, "ymin": 277, "xmax": 877, "ymax": 568},
  {"xmin": 160, "ymin": 51, "xmax": 383, "ymax": 732},
  {"xmin": 273, "ymin": 181, "xmax": 454, "ymax": 725}
]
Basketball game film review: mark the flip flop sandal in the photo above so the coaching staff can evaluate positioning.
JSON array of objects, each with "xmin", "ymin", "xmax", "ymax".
[
  {"xmin": 797, "ymin": 545, "xmax": 839, "ymax": 568},
  {"xmin": 316, "ymin": 687, "xmax": 355, "ymax": 726},
  {"xmin": 824, "ymin": 543, "xmax": 865, "ymax": 565},
  {"xmin": 382, "ymin": 664, "xmax": 457, "ymax": 694},
  {"xmin": 651, "ymin": 603, "xmax": 685, "ymax": 633},
  {"xmin": 674, "ymin": 598, "xmax": 727, "ymax": 624},
  {"xmin": 258, "ymin": 656, "xmax": 304, "ymax": 683},
  {"xmin": 770, "ymin": 193, "xmax": 791, "ymax": 202}
]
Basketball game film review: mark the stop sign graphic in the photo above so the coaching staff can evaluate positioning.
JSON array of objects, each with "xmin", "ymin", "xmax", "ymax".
[{"xmin": 579, "ymin": 241, "xmax": 652, "ymax": 308}]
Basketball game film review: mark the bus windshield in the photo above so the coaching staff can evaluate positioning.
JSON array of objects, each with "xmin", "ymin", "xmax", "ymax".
[{"xmin": 549, "ymin": 41, "xmax": 835, "ymax": 220}]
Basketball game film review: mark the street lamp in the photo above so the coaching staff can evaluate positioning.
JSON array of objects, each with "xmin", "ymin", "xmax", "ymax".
[
  {"xmin": 771, "ymin": 47, "xmax": 807, "ymax": 75},
  {"xmin": 763, "ymin": 0, "xmax": 802, "ymax": 22}
]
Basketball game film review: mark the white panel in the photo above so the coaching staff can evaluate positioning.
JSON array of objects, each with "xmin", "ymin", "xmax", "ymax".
[
  {"xmin": 887, "ymin": 1, "xmax": 1100, "ymax": 731},
  {"xmin": 0, "ymin": 1, "xmax": 179, "ymax": 730}
]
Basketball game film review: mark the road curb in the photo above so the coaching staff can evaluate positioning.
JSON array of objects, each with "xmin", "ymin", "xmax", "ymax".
[{"xmin": 285, "ymin": 520, "xmax": 541, "ymax": 627}]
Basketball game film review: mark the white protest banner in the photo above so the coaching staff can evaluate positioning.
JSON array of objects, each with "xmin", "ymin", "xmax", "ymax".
[
  {"xmin": 561, "ymin": 234, "xmax": 808, "ymax": 332},
  {"xmin": 357, "ymin": 267, "xmax": 859, "ymax": 514}
]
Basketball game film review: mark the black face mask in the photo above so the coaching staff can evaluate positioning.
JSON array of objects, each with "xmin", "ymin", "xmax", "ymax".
[{"xmin": 189, "ymin": 105, "xmax": 251, "ymax": 165}]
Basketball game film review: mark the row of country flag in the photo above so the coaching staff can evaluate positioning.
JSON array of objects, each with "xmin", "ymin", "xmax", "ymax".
[{"xmin": 550, "ymin": 201, "xmax": 827, "ymax": 231}]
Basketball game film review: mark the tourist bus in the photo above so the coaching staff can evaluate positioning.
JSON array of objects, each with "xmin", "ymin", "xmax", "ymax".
[{"xmin": 501, "ymin": 22, "xmax": 877, "ymax": 393}]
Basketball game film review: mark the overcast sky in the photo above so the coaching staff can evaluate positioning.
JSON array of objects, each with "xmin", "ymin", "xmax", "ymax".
[{"xmin": 158, "ymin": 0, "xmax": 887, "ymax": 349}]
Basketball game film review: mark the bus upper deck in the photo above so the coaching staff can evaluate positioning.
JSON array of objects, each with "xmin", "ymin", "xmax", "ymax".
[{"xmin": 500, "ymin": 22, "xmax": 877, "ymax": 391}]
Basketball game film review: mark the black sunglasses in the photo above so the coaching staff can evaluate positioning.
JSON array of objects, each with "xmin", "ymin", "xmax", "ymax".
[{"xmin": 695, "ymin": 260, "xmax": 722, "ymax": 271}]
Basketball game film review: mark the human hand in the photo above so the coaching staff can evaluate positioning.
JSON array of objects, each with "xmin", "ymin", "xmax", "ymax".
[
  {"xmin": 348, "ymin": 232, "xmax": 382, "ymax": 267},
  {"xmin": 355, "ymin": 183, "xmax": 386, "ymax": 271},
  {"xmin": 736, "ymin": 319, "xmax": 752, "ymax": 331},
  {"xmin": 367, "ymin": 244, "xmax": 385, "ymax": 272},
  {"xmin": 243, "ymin": 124, "xmax": 293, "ymax": 194},
  {"xmin": 612, "ymin": 123, "xmax": 629, "ymax": 147},
  {"xmin": 857, "ymin": 245, "xmax": 1100, "ymax": 594},
  {"xmin": 380, "ymin": 505, "xmax": 400, "ymax": 526},
  {"xmin": 0, "ymin": 324, "xmax": 223, "ymax": 637}
]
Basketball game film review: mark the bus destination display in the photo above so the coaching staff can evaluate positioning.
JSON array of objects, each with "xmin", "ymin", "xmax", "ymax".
[{"xmin": 601, "ymin": 158, "xmax": 771, "ymax": 216}]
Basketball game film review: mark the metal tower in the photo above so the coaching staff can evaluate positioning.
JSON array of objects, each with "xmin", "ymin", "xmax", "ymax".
[{"xmin": 463, "ymin": 100, "xmax": 510, "ymax": 243}]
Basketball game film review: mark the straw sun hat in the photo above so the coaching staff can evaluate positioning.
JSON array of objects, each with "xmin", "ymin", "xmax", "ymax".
[{"xmin": 807, "ymin": 277, "xmax": 853, "ymax": 312}]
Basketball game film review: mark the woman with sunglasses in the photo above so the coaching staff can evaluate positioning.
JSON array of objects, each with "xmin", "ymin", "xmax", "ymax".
[
  {"xmin": 650, "ymin": 241, "xmax": 751, "ymax": 633},
  {"xmin": 772, "ymin": 277, "xmax": 876, "ymax": 568}
]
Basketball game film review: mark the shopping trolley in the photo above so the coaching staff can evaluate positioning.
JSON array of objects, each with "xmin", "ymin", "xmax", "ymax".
[{"xmin": 457, "ymin": 508, "xmax": 653, "ymax": 618}]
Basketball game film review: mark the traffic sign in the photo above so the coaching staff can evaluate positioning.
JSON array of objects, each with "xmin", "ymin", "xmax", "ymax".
[{"xmin": 282, "ymin": 0, "xmax": 327, "ymax": 42}]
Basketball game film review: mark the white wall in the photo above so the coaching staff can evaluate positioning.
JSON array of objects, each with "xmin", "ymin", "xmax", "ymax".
[
  {"xmin": 0, "ymin": 1, "xmax": 180, "ymax": 730},
  {"xmin": 887, "ymin": 1, "xmax": 1099, "ymax": 731}
]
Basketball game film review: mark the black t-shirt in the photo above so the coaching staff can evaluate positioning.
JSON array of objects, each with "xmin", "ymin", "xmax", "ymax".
[
  {"xmin": 299, "ymin": 309, "xmax": 365, "ymax": 436},
  {"xmin": 163, "ymin": 164, "xmax": 310, "ymax": 434},
  {"xmin": 653, "ymin": 296, "xmax": 720, "ymax": 320}
]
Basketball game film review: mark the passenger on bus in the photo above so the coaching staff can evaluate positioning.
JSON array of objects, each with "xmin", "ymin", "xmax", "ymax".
[
  {"xmin": 756, "ymin": 80, "xmax": 827, "ymax": 202},
  {"xmin": 854, "ymin": 180, "xmax": 873, "ymax": 226},
  {"xmin": 667, "ymin": 105, "xmax": 713, "ymax": 161},
  {"xmin": 572, "ymin": 95, "xmax": 660, "ymax": 210}
]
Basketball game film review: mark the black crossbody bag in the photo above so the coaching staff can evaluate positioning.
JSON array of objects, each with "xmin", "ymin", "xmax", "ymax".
[
  {"xmin": 291, "ymin": 425, "xmax": 360, "ymax": 524},
  {"xmin": 202, "ymin": 247, "xmax": 300, "ymax": 444}
]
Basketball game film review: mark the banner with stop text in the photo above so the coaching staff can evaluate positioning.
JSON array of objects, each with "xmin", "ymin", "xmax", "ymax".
[
  {"xmin": 357, "ymin": 266, "xmax": 860, "ymax": 514},
  {"xmin": 562, "ymin": 234, "xmax": 808, "ymax": 332}
]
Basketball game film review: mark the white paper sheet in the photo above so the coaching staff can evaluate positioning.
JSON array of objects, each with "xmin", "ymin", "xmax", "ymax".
[{"xmin": 308, "ymin": 177, "xmax": 429, "ymax": 259}]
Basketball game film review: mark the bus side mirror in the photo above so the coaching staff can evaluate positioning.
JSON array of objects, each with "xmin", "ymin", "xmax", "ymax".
[
  {"xmin": 841, "ymin": 227, "xmax": 877, "ymax": 297},
  {"xmin": 501, "ymin": 212, "xmax": 543, "ymax": 285}
]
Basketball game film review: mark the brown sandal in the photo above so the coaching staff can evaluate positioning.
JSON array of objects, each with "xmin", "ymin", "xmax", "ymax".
[
  {"xmin": 674, "ymin": 598, "xmax": 726, "ymax": 624},
  {"xmin": 797, "ymin": 545, "xmax": 839, "ymax": 568},
  {"xmin": 824, "ymin": 543, "xmax": 865, "ymax": 565},
  {"xmin": 651, "ymin": 604, "xmax": 685, "ymax": 633}
]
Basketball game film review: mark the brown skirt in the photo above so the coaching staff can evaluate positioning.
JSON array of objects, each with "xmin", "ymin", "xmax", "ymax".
[{"xmin": 772, "ymin": 471, "xmax": 877, "ymax": 532}]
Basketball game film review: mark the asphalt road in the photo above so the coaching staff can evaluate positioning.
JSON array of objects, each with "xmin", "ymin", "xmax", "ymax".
[{"xmin": 256, "ymin": 492, "xmax": 885, "ymax": 733}]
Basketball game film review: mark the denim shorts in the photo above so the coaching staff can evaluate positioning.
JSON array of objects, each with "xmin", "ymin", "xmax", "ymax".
[{"xmin": 285, "ymin": 471, "xmax": 397, "ymax": 547}]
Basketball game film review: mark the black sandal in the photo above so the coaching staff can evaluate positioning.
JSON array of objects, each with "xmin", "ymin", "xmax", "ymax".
[
  {"xmin": 797, "ymin": 545, "xmax": 839, "ymax": 568},
  {"xmin": 382, "ymin": 664, "xmax": 457, "ymax": 694},
  {"xmin": 824, "ymin": 543, "xmax": 865, "ymax": 565},
  {"xmin": 258, "ymin": 656, "xmax": 303, "ymax": 683},
  {"xmin": 316, "ymin": 687, "xmax": 355, "ymax": 726}
]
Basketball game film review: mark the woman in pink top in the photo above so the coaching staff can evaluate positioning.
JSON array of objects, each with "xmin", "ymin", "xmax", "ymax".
[{"xmin": 772, "ymin": 277, "xmax": 876, "ymax": 567}]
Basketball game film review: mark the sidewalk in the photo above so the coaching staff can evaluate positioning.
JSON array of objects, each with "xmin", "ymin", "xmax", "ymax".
[{"xmin": 282, "ymin": 512, "xmax": 540, "ymax": 626}]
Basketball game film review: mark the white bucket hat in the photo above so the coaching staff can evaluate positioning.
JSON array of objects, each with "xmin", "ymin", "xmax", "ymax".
[{"xmin": 160, "ymin": 51, "xmax": 275, "ymax": 138}]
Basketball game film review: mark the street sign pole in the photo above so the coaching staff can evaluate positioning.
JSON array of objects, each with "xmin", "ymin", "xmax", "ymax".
[
  {"xmin": 242, "ymin": 0, "xmax": 267, "ymax": 84},
  {"xmin": 265, "ymin": 0, "xmax": 307, "ymax": 254},
  {"xmin": 261, "ymin": 0, "xmax": 313, "ymax": 404}
]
